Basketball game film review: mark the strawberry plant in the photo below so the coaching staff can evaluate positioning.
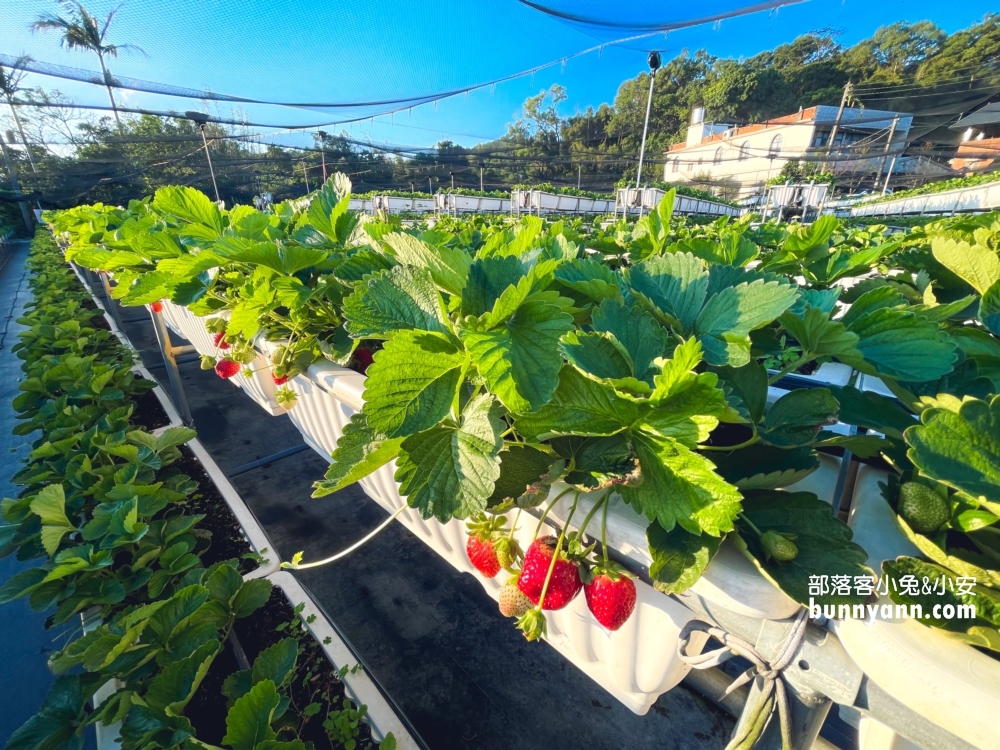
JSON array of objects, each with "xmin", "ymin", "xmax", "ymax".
[
  {"xmin": 56, "ymin": 176, "xmax": 1000, "ymax": 637},
  {"xmin": 2, "ymin": 230, "xmax": 388, "ymax": 750}
]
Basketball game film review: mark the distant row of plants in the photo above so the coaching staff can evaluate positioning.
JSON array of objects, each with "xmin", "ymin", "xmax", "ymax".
[
  {"xmin": 46, "ymin": 180, "xmax": 1000, "ymax": 649},
  {"xmin": 615, "ymin": 178, "xmax": 742, "ymax": 208},
  {"xmin": 861, "ymin": 170, "xmax": 1000, "ymax": 205},
  {"xmin": 512, "ymin": 183, "xmax": 612, "ymax": 200},
  {"xmin": 1, "ymin": 230, "xmax": 390, "ymax": 750}
]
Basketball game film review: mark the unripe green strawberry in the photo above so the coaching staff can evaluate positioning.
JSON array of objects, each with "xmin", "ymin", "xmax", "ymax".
[
  {"xmin": 499, "ymin": 577, "xmax": 533, "ymax": 618},
  {"xmin": 494, "ymin": 536, "xmax": 520, "ymax": 570},
  {"xmin": 761, "ymin": 530, "xmax": 798, "ymax": 562},
  {"xmin": 899, "ymin": 482, "xmax": 950, "ymax": 534}
]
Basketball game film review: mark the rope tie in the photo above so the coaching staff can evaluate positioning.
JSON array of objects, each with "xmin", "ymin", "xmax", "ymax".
[{"xmin": 677, "ymin": 609, "xmax": 809, "ymax": 750}]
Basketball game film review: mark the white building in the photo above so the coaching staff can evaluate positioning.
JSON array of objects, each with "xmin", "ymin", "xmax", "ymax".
[{"xmin": 663, "ymin": 105, "xmax": 914, "ymax": 197}]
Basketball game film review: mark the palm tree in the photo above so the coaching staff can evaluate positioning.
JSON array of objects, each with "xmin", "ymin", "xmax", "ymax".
[
  {"xmin": 31, "ymin": 2, "xmax": 145, "ymax": 130},
  {"xmin": 0, "ymin": 55, "xmax": 39, "ymax": 173}
]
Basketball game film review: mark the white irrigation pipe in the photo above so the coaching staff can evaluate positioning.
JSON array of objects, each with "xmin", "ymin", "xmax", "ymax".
[{"xmin": 282, "ymin": 505, "xmax": 408, "ymax": 570}]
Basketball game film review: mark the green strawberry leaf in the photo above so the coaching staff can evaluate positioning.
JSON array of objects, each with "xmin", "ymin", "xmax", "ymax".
[
  {"xmin": 30, "ymin": 485, "xmax": 76, "ymax": 556},
  {"xmin": 312, "ymin": 412, "xmax": 403, "ymax": 497},
  {"xmin": 842, "ymin": 306, "xmax": 958, "ymax": 382},
  {"xmin": 551, "ymin": 434, "xmax": 634, "ymax": 489},
  {"xmin": 827, "ymin": 385, "xmax": 916, "ymax": 440},
  {"xmin": 931, "ymin": 236, "xmax": 1000, "ymax": 296},
  {"xmin": 883, "ymin": 557, "xmax": 1000, "ymax": 646},
  {"xmin": 591, "ymin": 297, "xmax": 668, "ymax": 381},
  {"xmin": 362, "ymin": 331, "xmax": 466, "ymax": 437},
  {"xmin": 396, "ymin": 394, "xmax": 504, "ymax": 521},
  {"xmin": 626, "ymin": 252, "xmax": 708, "ymax": 332},
  {"xmin": 647, "ymin": 521, "xmax": 721, "ymax": 595},
  {"xmin": 762, "ymin": 388, "xmax": 839, "ymax": 448},
  {"xmin": 250, "ymin": 639, "xmax": 298, "ymax": 689},
  {"xmin": 694, "ymin": 280, "xmax": 799, "ymax": 367},
  {"xmin": 552, "ymin": 258, "xmax": 622, "ymax": 303},
  {"xmin": 153, "ymin": 186, "xmax": 223, "ymax": 236},
  {"xmin": 905, "ymin": 395, "xmax": 1000, "ymax": 515},
  {"xmin": 146, "ymin": 641, "xmax": 220, "ymax": 714},
  {"xmin": 734, "ymin": 490, "xmax": 871, "ymax": 606},
  {"xmin": 460, "ymin": 256, "xmax": 526, "ymax": 316},
  {"xmin": 559, "ymin": 331, "xmax": 634, "ymax": 382},
  {"xmin": 487, "ymin": 444, "xmax": 558, "ymax": 507},
  {"xmin": 712, "ymin": 444, "xmax": 819, "ymax": 490},
  {"xmin": 459, "ymin": 283, "xmax": 574, "ymax": 413},
  {"xmin": 343, "ymin": 266, "xmax": 449, "ymax": 339},
  {"xmin": 514, "ymin": 366, "xmax": 644, "ymax": 439},
  {"xmin": 382, "ymin": 232, "xmax": 471, "ymax": 296},
  {"xmin": 222, "ymin": 679, "xmax": 280, "ymax": 750},
  {"xmin": 622, "ymin": 430, "xmax": 741, "ymax": 535},
  {"xmin": 712, "ymin": 362, "xmax": 768, "ymax": 425},
  {"xmin": 779, "ymin": 306, "xmax": 859, "ymax": 359}
]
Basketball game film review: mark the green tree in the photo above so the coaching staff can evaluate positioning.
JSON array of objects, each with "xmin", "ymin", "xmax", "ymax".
[{"xmin": 31, "ymin": 1, "xmax": 145, "ymax": 129}]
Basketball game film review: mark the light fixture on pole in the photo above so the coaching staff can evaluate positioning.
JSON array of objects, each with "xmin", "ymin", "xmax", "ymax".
[
  {"xmin": 635, "ymin": 51, "xmax": 661, "ymax": 189},
  {"xmin": 185, "ymin": 111, "xmax": 220, "ymax": 202}
]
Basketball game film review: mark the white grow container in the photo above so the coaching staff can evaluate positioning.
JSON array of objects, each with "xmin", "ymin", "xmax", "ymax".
[
  {"xmin": 160, "ymin": 301, "xmax": 284, "ymax": 415},
  {"xmin": 435, "ymin": 193, "xmax": 511, "ymax": 214},
  {"xmin": 267, "ymin": 355, "xmax": 853, "ymax": 712},
  {"xmin": 840, "ymin": 464, "xmax": 1000, "ymax": 749},
  {"xmin": 268, "ymin": 572, "xmax": 420, "ymax": 748},
  {"xmin": 529, "ymin": 190, "xmax": 615, "ymax": 215},
  {"xmin": 371, "ymin": 195, "xmax": 435, "ymax": 214}
]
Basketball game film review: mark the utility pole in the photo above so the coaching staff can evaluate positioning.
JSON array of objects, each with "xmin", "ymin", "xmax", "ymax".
[
  {"xmin": 480, "ymin": 166, "xmax": 484, "ymax": 192},
  {"xmin": 635, "ymin": 51, "xmax": 662, "ymax": 189},
  {"xmin": 302, "ymin": 162, "xmax": 310, "ymax": 193},
  {"xmin": 578, "ymin": 164, "xmax": 582, "ymax": 189},
  {"xmin": 186, "ymin": 112, "xmax": 220, "ymax": 202},
  {"xmin": 0, "ymin": 136, "xmax": 32, "ymax": 232},
  {"xmin": 317, "ymin": 130, "xmax": 328, "ymax": 181},
  {"xmin": 428, "ymin": 177, "xmax": 432, "ymax": 194},
  {"xmin": 450, "ymin": 171, "xmax": 455, "ymax": 190},
  {"xmin": 877, "ymin": 115, "xmax": 900, "ymax": 192},
  {"xmin": 822, "ymin": 82, "xmax": 852, "ymax": 173}
]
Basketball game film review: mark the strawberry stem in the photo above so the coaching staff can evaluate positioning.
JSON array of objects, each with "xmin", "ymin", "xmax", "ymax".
[
  {"xmin": 534, "ymin": 485, "xmax": 574, "ymax": 539},
  {"xmin": 535, "ymin": 493, "xmax": 580, "ymax": 612},
  {"xmin": 601, "ymin": 494, "xmax": 610, "ymax": 564},
  {"xmin": 740, "ymin": 514, "xmax": 764, "ymax": 538},
  {"xmin": 577, "ymin": 490, "xmax": 610, "ymax": 540}
]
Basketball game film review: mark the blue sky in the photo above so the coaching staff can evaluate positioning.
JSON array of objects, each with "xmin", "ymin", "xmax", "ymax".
[{"xmin": 1, "ymin": 0, "xmax": 997, "ymax": 149}]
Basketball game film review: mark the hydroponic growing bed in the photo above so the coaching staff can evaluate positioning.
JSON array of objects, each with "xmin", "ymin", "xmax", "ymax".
[{"xmin": 15, "ymin": 176, "xmax": 1000, "ymax": 749}]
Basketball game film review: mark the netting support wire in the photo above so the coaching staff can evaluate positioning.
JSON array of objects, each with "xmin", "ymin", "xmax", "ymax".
[{"xmin": 678, "ymin": 609, "xmax": 818, "ymax": 750}]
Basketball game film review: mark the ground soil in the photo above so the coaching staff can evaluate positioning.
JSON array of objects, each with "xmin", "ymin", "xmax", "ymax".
[{"xmin": 172, "ymin": 446, "xmax": 256, "ymax": 575}]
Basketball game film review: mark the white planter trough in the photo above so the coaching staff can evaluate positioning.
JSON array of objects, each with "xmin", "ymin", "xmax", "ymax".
[
  {"xmin": 267, "ymin": 572, "xmax": 419, "ymax": 748},
  {"xmin": 269, "ymin": 356, "xmax": 855, "ymax": 712},
  {"xmin": 371, "ymin": 195, "xmax": 435, "ymax": 214},
  {"xmin": 839, "ymin": 463, "xmax": 1000, "ymax": 750},
  {"xmin": 434, "ymin": 193, "xmax": 511, "ymax": 214},
  {"xmin": 187, "ymin": 437, "xmax": 280, "ymax": 580},
  {"xmin": 160, "ymin": 301, "xmax": 285, "ymax": 415},
  {"xmin": 530, "ymin": 190, "xmax": 615, "ymax": 215},
  {"xmin": 767, "ymin": 362, "xmax": 855, "ymax": 389}
]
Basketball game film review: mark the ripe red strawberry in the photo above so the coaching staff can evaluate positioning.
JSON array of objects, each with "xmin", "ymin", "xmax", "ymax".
[
  {"xmin": 353, "ymin": 347, "xmax": 374, "ymax": 374},
  {"xmin": 499, "ymin": 577, "xmax": 533, "ymax": 618},
  {"xmin": 150, "ymin": 300, "xmax": 163, "ymax": 314},
  {"xmin": 517, "ymin": 536, "xmax": 582, "ymax": 610},
  {"xmin": 272, "ymin": 373, "xmax": 289, "ymax": 385},
  {"xmin": 584, "ymin": 572, "xmax": 637, "ymax": 631},
  {"xmin": 467, "ymin": 535, "xmax": 501, "ymax": 578},
  {"xmin": 213, "ymin": 330, "xmax": 231, "ymax": 350},
  {"xmin": 215, "ymin": 359, "xmax": 240, "ymax": 379}
]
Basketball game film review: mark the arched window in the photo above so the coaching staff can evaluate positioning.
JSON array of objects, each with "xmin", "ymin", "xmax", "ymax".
[
  {"xmin": 671, "ymin": 159, "xmax": 679, "ymax": 173},
  {"xmin": 769, "ymin": 134, "xmax": 784, "ymax": 156},
  {"xmin": 714, "ymin": 147, "xmax": 724, "ymax": 164},
  {"xmin": 739, "ymin": 142, "xmax": 751, "ymax": 161}
]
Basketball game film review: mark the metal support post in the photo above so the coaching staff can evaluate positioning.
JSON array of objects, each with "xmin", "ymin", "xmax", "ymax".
[
  {"xmin": 635, "ymin": 52, "xmax": 661, "ymax": 189},
  {"xmin": 148, "ymin": 308, "xmax": 194, "ymax": 425},
  {"xmin": 99, "ymin": 272, "xmax": 124, "ymax": 330}
]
